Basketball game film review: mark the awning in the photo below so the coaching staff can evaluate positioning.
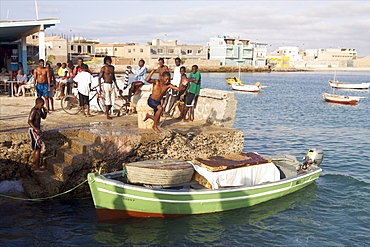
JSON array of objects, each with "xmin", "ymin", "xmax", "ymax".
[{"xmin": 0, "ymin": 18, "xmax": 60, "ymax": 42}]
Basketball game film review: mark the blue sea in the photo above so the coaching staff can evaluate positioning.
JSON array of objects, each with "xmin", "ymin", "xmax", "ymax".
[{"xmin": 1, "ymin": 71, "xmax": 369, "ymax": 246}]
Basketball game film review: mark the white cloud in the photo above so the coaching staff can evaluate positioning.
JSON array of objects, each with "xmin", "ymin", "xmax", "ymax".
[{"xmin": 4, "ymin": 0, "xmax": 369, "ymax": 55}]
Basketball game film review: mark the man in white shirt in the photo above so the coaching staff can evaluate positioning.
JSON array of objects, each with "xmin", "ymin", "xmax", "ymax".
[
  {"xmin": 163, "ymin": 57, "xmax": 181, "ymax": 114},
  {"xmin": 73, "ymin": 64, "xmax": 92, "ymax": 117}
]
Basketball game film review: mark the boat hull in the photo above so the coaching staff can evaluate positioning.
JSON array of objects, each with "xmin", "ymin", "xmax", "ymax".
[
  {"xmin": 88, "ymin": 168, "xmax": 321, "ymax": 221},
  {"xmin": 231, "ymin": 84, "xmax": 260, "ymax": 92},
  {"xmin": 328, "ymin": 80, "xmax": 370, "ymax": 89},
  {"xmin": 322, "ymin": 93, "xmax": 359, "ymax": 104}
]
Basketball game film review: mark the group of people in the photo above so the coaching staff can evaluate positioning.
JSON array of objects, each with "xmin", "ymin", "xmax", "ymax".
[
  {"xmin": 144, "ymin": 58, "xmax": 201, "ymax": 133},
  {"xmin": 26, "ymin": 56, "xmax": 201, "ymax": 171}
]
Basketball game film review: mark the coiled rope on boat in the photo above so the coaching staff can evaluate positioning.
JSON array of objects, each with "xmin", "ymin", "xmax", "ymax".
[{"xmin": 0, "ymin": 179, "xmax": 88, "ymax": 201}]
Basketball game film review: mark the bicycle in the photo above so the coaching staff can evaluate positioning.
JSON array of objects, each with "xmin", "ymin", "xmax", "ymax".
[{"xmin": 61, "ymin": 85, "xmax": 105, "ymax": 115}]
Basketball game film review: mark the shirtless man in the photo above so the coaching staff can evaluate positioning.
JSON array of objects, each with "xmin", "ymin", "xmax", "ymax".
[
  {"xmin": 46, "ymin": 63, "xmax": 55, "ymax": 112},
  {"xmin": 157, "ymin": 58, "xmax": 169, "ymax": 80},
  {"xmin": 28, "ymin": 97, "xmax": 47, "ymax": 172},
  {"xmin": 144, "ymin": 64, "xmax": 186, "ymax": 133},
  {"xmin": 98, "ymin": 56, "xmax": 120, "ymax": 120},
  {"xmin": 33, "ymin": 59, "xmax": 51, "ymax": 112}
]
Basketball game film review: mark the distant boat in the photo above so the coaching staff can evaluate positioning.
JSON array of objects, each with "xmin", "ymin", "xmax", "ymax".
[
  {"xmin": 226, "ymin": 77, "xmax": 242, "ymax": 85},
  {"xmin": 231, "ymin": 81, "xmax": 269, "ymax": 92},
  {"xmin": 328, "ymin": 80, "xmax": 370, "ymax": 90},
  {"xmin": 322, "ymin": 93, "xmax": 361, "ymax": 104},
  {"xmin": 88, "ymin": 149, "xmax": 323, "ymax": 221}
]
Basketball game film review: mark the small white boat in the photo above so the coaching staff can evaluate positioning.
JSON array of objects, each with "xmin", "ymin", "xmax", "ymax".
[
  {"xmin": 231, "ymin": 82, "xmax": 263, "ymax": 92},
  {"xmin": 328, "ymin": 80, "xmax": 370, "ymax": 90},
  {"xmin": 322, "ymin": 93, "xmax": 361, "ymax": 104}
]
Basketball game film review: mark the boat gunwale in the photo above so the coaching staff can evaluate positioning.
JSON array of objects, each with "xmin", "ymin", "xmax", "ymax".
[
  {"xmin": 328, "ymin": 80, "xmax": 370, "ymax": 89},
  {"xmin": 90, "ymin": 167, "xmax": 322, "ymax": 195}
]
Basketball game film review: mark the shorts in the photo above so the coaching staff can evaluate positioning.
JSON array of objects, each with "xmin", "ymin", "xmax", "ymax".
[
  {"xmin": 36, "ymin": 83, "xmax": 49, "ymax": 97},
  {"xmin": 148, "ymin": 96, "xmax": 161, "ymax": 114},
  {"xmin": 29, "ymin": 128, "xmax": 42, "ymax": 150},
  {"xmin": 185, "ymin": 92, "xmax": 198, "ymax": 107},
  {"xmin": 49, "ymin": 86, "xmax": 54, "ymax": 98},
  {"xmin": 178, "ymin": 90, "xmax": 186, "ymax": 103},
  {"xmin": 131, "ymin": 81, "xmax": 144, "ymax": 95},
  {"xmin": 78, "ymin": 92, "xmax": 89, "ymax": 106},
  {"xmin": 103, "ymin": 83, "xmax": 116, "ymax": 106}
]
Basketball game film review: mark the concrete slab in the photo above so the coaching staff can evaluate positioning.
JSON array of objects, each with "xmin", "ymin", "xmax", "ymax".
[{"xmin": 0, "ymin": 95, "xmax": 214, "ymax": 135}]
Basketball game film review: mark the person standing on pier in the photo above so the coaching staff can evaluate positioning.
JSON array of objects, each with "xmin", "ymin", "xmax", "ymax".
[
  {"xmin": 74, "ymin": 64, "xmax": 92, "ymax": 117},
  {"xmin": 183, "ymin": 65, "xmax": 201, "ymax": 122},
  {"xmin": 127, "ymin": 59, "xmax": 147, "ymax": 100},
  {"xmin": 28, "ymin": 97, "xmax": 47, "ymax": 172},
  {"xmin": 162, "ymin": 57, "xmax": 181, "ymax": 115},
  {"xmin": 157, "ymin": 58, "xmax": 169, "ymax": 80},
  {"xmin": 98, "ymin": 56, "xmax": 120, "ymax": 120},
  {"xmin": 46, "ymin": 63, "xmax": 56, "ymax": 112},
  {"xmin": 144, "ymin": 64, "xmax": 186, "ymax": 133},
  {"xmin": 34, "ymin": 59, "xmax": 51, "ymax": 113}
]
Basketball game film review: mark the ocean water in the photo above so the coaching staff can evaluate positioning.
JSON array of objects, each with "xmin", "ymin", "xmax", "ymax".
[{"xmin": 1, "ymin": 71, "xmax": 369, "ymax": 246}]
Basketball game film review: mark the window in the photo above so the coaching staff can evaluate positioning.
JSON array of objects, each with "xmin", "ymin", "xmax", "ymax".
[
  {"xmin": 168, "ymin": 49, "xmax": 174, "ymax": 54},
  {"xmin": 78, "ymin": 45, "xmax": 82, "ymax": 53},
  {"xmin": 133, "ymin": 49, "xmax": 135, "ymax": 52},
  {"xmin": 158, "ymin": 49, "xmax": 163, "ymax": 54},
  {"xmin": 140, "ymin": 49, "xmax": 143, "ymax": 53},
  {"xmin": 115, "ymin": 48, "xmax": 117, "ymax": 51},
  {"xmin": 71, "ymin": 45, "xmax": 74, "ymax": 51},
  {"xmin": 128, "ymin": 49, "xmax": 131, "ymax": 53},
  {"xmin": 187, "ymin": 50, "xmax": 193, "ymax": 55},
  {"xmin": 87, "ymin": 46, "xmax": 92, "ymax": 53},
  {"xmin": 197, "ymin": 49, "xmax": 202, "ymax": 55}
]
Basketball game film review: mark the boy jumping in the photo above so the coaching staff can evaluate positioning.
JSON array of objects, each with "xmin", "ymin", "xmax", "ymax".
[{"xmin": 144, "ymin": 64, "xmax": 186, "ymax": 133}]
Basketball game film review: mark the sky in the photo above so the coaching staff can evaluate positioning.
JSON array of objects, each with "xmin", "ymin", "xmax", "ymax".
[{"xmin": 1, "ymin": 0, "xmax": 370, "ymax": 56}]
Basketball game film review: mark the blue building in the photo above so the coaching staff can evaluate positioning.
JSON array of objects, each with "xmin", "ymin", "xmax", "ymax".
[{"xmin": 209, "ymin": 36, "xmax": 254, "ymax": 66}]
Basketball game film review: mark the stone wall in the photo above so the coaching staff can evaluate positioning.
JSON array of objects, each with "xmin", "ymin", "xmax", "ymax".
[
  {"xmin": 136, "ymin": 87, "xmax": 237, "ymax": 128},
  {"xmin": 195, "ymin": 88, "xmax": 237, "ymax": 128}
]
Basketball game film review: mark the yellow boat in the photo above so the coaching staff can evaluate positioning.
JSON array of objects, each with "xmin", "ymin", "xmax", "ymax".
[{"xmin": 226, "ymin": 77, "xmax": 242, "ymax": 85}]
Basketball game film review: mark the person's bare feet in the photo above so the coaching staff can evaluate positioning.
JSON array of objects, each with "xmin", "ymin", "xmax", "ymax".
[
  {"xmin": 107, "ymin": 116, "xmax": 113, "ymax": 120},
  {"xmin": 183, "ymin": 119, "xmax": 192, "ymax": 122},
  {"xmin": 152, "ymin": 126, "xmax": 161, "ymax": 134}
]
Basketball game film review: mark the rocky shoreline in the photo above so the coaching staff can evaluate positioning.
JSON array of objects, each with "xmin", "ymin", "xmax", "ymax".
[{"xmin": 0, "ymin": 88, "xmax": 243, "ymax": 199}]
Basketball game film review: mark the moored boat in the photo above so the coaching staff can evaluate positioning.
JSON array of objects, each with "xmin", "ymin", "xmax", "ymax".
[
  {"xmin": 88, "ymin": 149, "xmax": 324, "ymax": 221},
  {"xmin": 322, "ymin": 93, "xmax": 361, "ymax": 104},
  {"xmin": 226, "ymin": 77, "xmax": 242, "ymax": 85},
  {"xmin": 328, "ymin": 80, "xmax": 370, "ymax": 90},
  {"xmin": 231, "ymin": 82, "xmax": 262, "ymax": 92}
]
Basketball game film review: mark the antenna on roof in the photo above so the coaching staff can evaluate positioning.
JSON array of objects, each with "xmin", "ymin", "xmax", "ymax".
[{"xmin": 34, "ymin": 0, "xmax": 39, "ymax": 20}]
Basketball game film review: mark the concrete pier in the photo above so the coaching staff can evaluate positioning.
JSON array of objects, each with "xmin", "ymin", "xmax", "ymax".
[{"xmin": 0, "ymin": 89, "xmax": 243, "ymax": 198}]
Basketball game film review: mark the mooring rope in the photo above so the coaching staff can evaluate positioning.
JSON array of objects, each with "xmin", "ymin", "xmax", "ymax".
[{"xmin": 0, "ymin": 179, "xmax": 88, "ymax": 201}]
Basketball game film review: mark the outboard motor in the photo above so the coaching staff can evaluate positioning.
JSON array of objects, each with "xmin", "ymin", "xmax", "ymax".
[{"xmin": 301, "ymin": 148, "xmax": 324, "ymax": 170}]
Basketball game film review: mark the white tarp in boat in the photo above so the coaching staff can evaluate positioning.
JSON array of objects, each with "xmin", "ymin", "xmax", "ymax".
[{"xmin": 191, "ymin": 162, "xmax": 280, "ymax": 189}]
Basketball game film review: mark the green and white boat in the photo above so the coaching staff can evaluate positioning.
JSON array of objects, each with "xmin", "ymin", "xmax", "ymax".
[{"xmin": 88, "ymin": 149, "xmax": 323, "ymax": 221}]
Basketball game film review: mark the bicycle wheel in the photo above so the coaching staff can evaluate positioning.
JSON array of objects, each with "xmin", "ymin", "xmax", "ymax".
[
  {"xmin": 96, "ymin": 96, "xmax": 106, "ymax": 113},
  {"xmin": 61, "ymin": 95, "xmax": 81, "ymax": 115}
]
